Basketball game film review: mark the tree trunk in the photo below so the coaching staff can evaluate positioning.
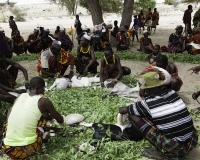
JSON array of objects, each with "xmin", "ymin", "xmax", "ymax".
[
  {"xmin": 86, "ymin": 0, "xmax": 104, "ymax": 25},
  {"xmin": 120, "ymin": 0, "xmax": 134, "ymax": 27}
]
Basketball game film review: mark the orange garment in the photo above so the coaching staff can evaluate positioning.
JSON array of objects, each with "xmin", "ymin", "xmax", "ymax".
[
  {"xmin": 37, "ymin": 48, "xmax": 75, "ymax": 75},
  {"xmin": 187, "ymin": 33, "xmax": 200, "ymax": 54}
]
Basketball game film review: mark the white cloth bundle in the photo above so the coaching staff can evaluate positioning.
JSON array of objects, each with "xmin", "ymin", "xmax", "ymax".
[{"xmin": 186, "ymin": 42, "xmax": 200, "ymax": 49}]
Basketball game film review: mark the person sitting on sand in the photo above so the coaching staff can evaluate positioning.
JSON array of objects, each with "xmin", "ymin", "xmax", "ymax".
[
  {"xmin": 0, "ymin": 52, "xmax": 29, "ymax": 104},
  {"xmin": 168, "ymin": 25, "xmax": 186, "ymax": 54},
  {"xmin": 25, "ymin": 27, "xmax": 40, "ymax": 54},
  {"xmin": 100, "ymin": 45, "xmax": 131, "ymax": 88},
  {"xmin": 11, "ymin": 30, "xmax": 25, "ymax": 55},
  {"xmin": 99, "ymin": 27, "xmax": 109, "ymax": 51},
  {"xmin": 75, "ymin": 34, "xmax": 99, "ymax": 76},
  {"xmin": 139, "ymin": 31, "xmax": 154, "ymax": 54},
  {"xmin": 37, "ymin": 29, "xmax": 53, "ymax": 52},
  {"xmin": 116, "ymin": 26, "xmax": 129, "ymax": 51},
  {"xmin": 37, "ymin": 40, "xmax": 75, "ymax": 78},
  {"xmin": 0, "ymin": 29, "xmax": 13, "ymax": 59},
  {"xmin": 119, "ymin": 71, "xmax": 198, "ymax": 160},
  {"xmin": 186, "ymin": 28, "xmax": 200, "ymax": 55},
  {"xmin": 0, "ymin": 76, "xmax": 64, "ymax": 159},
  {"xmin": 146, "ymin": 44, "xmax": 161, "ymax": 64},
  {"xmin": 76, "ymin": 25, "xmax": 90, "ymax": 45},
  {"xmin": 56, "ymin": 25, "xmax": 73, "ymax": 52}
]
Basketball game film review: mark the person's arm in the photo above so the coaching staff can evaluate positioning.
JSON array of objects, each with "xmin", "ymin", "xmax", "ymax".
[
  {"xmin": 119, "ymin": 100, "xmax": 151, "ymax": 118},
  {"xmin": 188, "ymin": 66, "xmax": 200, "ymax": 74},
  {"xmin": 6, "ymin": 59, "xmax": 29, "ymax": 87},
  {"xmin": 100, "ymin": 58, "xmax": 105, "ymax": 87},
  {"xmin": 115, "ymin": 55, "xmax": 123, "ymax": 80},
  {"xmin": 84, "ymin": 47, "xmax": 96, "ymax": 71},
  {"xmin": 38, "ymin": 98, "xmax": 64, "ymax": 123},
  {"xmin": 149, "ymin": 38, "xmax": 154, "ymax": 48},
  {"xmin": 76, "ymin": 46, "xmax": 81, "ymax": 58}
]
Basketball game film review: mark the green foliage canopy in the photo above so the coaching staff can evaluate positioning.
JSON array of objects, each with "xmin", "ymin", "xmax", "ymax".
[
  {"xmin": 79, "ymin": 0, "xmax": 123, "ymax": 13},
  {"xmin": 134, "ymin": 0, "xmax": 156, "ymax": 13}
]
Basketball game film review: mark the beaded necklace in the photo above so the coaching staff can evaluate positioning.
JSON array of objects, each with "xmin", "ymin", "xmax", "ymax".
[
  {"xmin": 80, "ymin": 45, "xmax": 91, "ymax": 54},
  {"xmin": 104, "ymin": 54, "xmax": 115, "ymax": 65}
]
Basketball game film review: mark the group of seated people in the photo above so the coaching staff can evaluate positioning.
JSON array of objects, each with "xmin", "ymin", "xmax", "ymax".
[
  {"xmin": 0, "ymin": 40, "xmax": 199, "ymax": 159},
  {"xmin": 138, "ymin": 24, "xmax": 200, "ymax": 55},
  {"xmin": 0, "ymin": 18, "xmax": 200, "ymax": 160}
]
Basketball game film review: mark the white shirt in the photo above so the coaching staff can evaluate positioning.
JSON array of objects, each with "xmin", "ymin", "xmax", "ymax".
[{"xmin": 40, "ymin": 48, "xmax": 54, "ymax": 69}]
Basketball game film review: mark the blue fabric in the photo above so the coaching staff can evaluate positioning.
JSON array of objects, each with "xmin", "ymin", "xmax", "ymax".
[{"xmin": 134, "ymin": 18, "xmax": 140, "ymax": 26}]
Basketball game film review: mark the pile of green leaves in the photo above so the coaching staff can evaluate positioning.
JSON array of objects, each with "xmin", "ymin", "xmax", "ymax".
[
  {"xmin": 0, "ymin": 76, "xmax": 151, "ymax": 160},
  {"xmin": 11, "ymin": 52, "xmax": 200, "ymax": 64},
  {"xmin": 12, "ymin": 52, "xmax": 200, "ymax": 64},
  {"xmin": 11, "ymin": 54, "xmax": 39, "ymax": 62}
]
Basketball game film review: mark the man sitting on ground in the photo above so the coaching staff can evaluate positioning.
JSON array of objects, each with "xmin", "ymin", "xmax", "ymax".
[
  {"xmin": 57, "ymin": 25, "xmax": 73, "ymax": 52},
  {"xmin": 116, "ymin": 26, "xmax": 129, "ymax": 51},
  {"xmin": 187, "ymin": 28, "xmax": 200, "ymax": 55},
  {"xmin": 37, "ymin": 40, "xmax": 75, "ymax": 78},
  {"xmin": 75, "ymin": 34, "xmax": 99, "ymax": 76},
  {"xmin": 37, "ymin": 29, "xmax": 53, "ymax": 52},
  {"xmin": 0, "ymin": 52, "xmax": 29, "ymax": 104},
  {"xmin": 119, "ymin": 71, "xmax": 198, "ymax": 160},
  {"xmin": 0, "ymin": 29, "xmax": 13, "ymax": 59},
  {"xmin": 139, "ymin": 31, "xmax": 154, "ymax": 54},
  {"xmin": 168, "ymin": 25, "xmax": 186, "ymax": 53},
  {"xmin": 0, "ymin": 76, "xmax": 64, "ymax": 159},
  {"xmin": 146, "ymin": 44, "xmax": 161, "ymax": 64},
  {"xmin": 100, "ymin": 45, "xmax": 131, "ymax": 88},
  {"xmin": 25, "ymin": 27, "xmax": 40, "ymax": 54},
  {"xmin": 11, "ymin": 30, "xmax": 25, "ymax": 55}
]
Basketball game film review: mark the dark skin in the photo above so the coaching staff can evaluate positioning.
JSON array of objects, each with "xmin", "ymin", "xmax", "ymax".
[
  {"xmin": 77, "ymin": 37, "xmax": 96, "ymax": 76},
  {"xmin": 100, "ymin": 50, "xmax": 123, "ymax": 88},
  {"xmin": 140, "ymin": 33, "xmax": 154, "ymax": 52},
  {"xmin": 0, "ymin": 89, "xmax": 16, "ymax": 104},
  {"xmin": 6, "ymin": 85, "xmax": 63, "ymax": 124},
  {"xmin": 41, "ymin": 46, "xmax": 74, "ymax": 78},
  {"xmin": 147, "ymin": 46, "xmax": 161, "ymax": 64},
  {"xmin": 0, "ymin": 57, "xmax": 29, "ymax": 93}
]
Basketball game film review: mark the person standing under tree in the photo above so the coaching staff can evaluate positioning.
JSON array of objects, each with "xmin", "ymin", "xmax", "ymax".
[
  {"xmin": 74, "ymin": 15, "xmax": 82, "ymax": 37},
  {"xmin": 151, "ymin": 8, "xmax": 159, "ymax": 34},
  {"xmin": 138, "ymin": 9, "xmax": 145, "ymax": 33},
  {"xmin": 183, "ymin": 5, "xmax": 193, "ymax": 35},
  {"xmin": 9, "ymin": 16, "xmax": 18, "ymax": 37}
]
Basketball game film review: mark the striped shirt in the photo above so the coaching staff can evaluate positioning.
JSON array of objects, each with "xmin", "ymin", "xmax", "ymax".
[{"xmin": 127, "ymin": 89, "xmax": 194, "ymax": 142}]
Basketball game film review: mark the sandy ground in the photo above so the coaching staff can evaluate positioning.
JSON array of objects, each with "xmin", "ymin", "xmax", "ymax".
[{"xmin": 1, "ymin": 2, "xmax": 200, "ymax": 159}]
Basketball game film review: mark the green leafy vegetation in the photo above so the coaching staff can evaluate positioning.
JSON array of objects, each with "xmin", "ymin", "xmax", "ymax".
[
  {"xmin": 10, "ymin": 7, "xmax": 27, "ymax": 22},
  {"xmin": 79, "ymin": 0, "xmax": 122, "ymax": 13},
  {"xmin": 134, "ymin": 0, "xmax": 156, "ymax": 13},
  {"xmin": 11, "ymin": 52, "xmax": 200, "ymax": 64},
  {"xmin": 2, "ymin": 52, "xmax": 200, "ymax": 159}
]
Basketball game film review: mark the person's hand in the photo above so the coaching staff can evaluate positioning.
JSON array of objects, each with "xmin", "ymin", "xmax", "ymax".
[
  {"xmin": 15, "ymin": 89, "xmax": 26, "ymax": 94},
  {"xmin": 83, "ymin": 68, "xmax": 88, "ymax": 76},
  {"xmin": 119, "ymin": 107, "xmax": 128, "ymax": 114},
  {"xmin": 192, "ymin": 92, "xmax": 200, "ymax": 100},
  {"xmin": 188, "ymin": 66, "xmax": 200, "ymax": 75},
  {"xmin": 25, "ymin": 82, "xmax": 29, "ymax": 90},
  {"xmin": 106, "ymin": 82, "xmax": 115, "ymax": 88}
]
